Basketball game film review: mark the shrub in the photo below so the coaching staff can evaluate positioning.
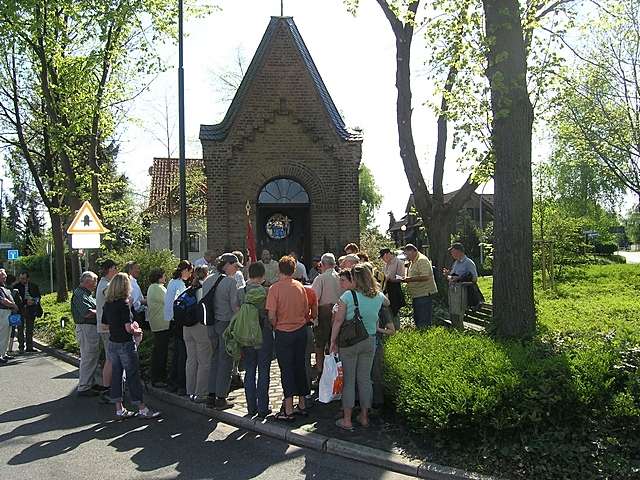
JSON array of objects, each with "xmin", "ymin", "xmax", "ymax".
[
  {"xmin": 385, "ymin": 264, "xmax": 640, "ymax": 479},
  {"xmin": 106, "ymin": 247, "xmax": 178, "ymax": 292},
  {"xmin": 594, "ymin": 240, "xmax": 618, "ymax": 255}
]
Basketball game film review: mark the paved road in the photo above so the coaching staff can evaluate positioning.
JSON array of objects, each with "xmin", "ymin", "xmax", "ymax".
[
  {"xmin": 616, "ymin": 250, "xmax": 640, "ymax": 264},
  {"xmin": 0, "ymin": 352, "xmax": 412, "ymax": 480}
]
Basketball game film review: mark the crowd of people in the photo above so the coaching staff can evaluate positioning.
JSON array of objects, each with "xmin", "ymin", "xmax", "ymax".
[{"xmin": 1, "ymin": 240, "xmax": 480, "ymax": 426}]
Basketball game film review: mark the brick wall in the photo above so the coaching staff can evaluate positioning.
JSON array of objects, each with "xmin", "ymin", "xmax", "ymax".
[{"xmin": 202, "ymin": 19, "xmax": 362, "ymax": 259}]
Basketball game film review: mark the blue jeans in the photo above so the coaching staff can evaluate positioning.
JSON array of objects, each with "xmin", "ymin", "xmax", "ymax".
[
  {"xmin": 412, "ymin": 295, "xmax": 433, "ymax": 329},
  {"xmin": 109, "ymin": 340, "xmax": 144, "ymax": 405},
  {"xmin": 243, "ymin": 326, "xmax": 274, "ymax": 414}
]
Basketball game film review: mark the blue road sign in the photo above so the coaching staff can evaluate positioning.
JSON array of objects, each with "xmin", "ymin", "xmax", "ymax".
[{"xmin": 7, "ymin": 249, "xmax": 19, "ymax": 260}]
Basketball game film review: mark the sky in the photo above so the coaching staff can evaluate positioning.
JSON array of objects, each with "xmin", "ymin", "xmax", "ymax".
[{"xmin": 117, "ymin": 0, "xmax": 494, "ymax": 231}]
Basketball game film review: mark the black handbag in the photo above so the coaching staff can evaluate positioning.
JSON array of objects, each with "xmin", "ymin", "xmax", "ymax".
[{"xmin": 338, "ymin": 290, "xmax": 370, "ymax": 348}]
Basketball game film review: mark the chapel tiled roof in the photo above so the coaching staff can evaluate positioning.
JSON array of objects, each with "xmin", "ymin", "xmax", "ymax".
[
  {"xmin": 199, "ymin": 16, "xmax": 363, "ymax": 143},
  {"xmin": 146, "ymin": 157, "xmax": 206, "ymax": 216}
]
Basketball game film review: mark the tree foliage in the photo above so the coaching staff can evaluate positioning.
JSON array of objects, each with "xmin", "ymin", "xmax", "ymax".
[
  {"xmin": 359, "ymin": 163, "xmax": 383, "ymax": 232},
  {"xmin": 0, "ymin": 0, "xmax": 211, "ymax": 296},
  {"xmin": 553, "ymin": 0, "xmax": 640, "ymax": 203}
]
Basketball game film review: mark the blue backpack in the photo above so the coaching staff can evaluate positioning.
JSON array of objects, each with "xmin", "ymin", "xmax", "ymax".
[{"xmin": 173, "ymin": 286, "xmax": 201, "ymax": 327}]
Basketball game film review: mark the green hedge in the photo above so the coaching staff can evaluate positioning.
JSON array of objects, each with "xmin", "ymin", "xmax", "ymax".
[{"xmin": 385, "ymin": 264, "xmax": 640, "ymax": 479}]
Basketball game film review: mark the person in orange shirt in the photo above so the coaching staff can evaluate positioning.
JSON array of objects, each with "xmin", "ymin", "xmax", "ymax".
[{"xmin": 266, "ymin": 256, "xmax": 310, "ymax": 421}]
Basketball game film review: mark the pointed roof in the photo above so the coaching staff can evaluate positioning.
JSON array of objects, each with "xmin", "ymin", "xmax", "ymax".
[
  {"xmin": 146, "ymin": 157, "xmax": 206, "ymax": 216},
  {"xmin": 199, "ymin": 16, "xmax": 362, "ymax": 143}
]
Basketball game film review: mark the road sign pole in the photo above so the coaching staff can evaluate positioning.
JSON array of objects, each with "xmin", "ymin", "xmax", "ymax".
[{"xmin": 46, "ymin": 241, "xmax": 54, "ymax": 294}]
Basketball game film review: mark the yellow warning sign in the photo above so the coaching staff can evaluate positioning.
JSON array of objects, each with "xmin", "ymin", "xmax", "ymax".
[{"xmin": 67, "ymin": 201, "xmax": 109, "ymax": 234}]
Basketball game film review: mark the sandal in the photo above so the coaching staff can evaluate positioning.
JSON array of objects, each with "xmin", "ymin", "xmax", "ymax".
[
  {"xmin": 293, "ymin": 405, "xmax": 309, "ymax": 417},
  {"xmin": 274, "ymin": 410, "xmax": 295, "ymax": 422},
  {"xmin": 356, "ymin": 416, "xmax": 370, "ymax": 428},
  {"xmin": 335, "ymin": 419, "xmax": 354, "ymax": 431}
]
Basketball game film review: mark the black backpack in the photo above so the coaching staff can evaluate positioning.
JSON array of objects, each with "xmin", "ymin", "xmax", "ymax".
[
  {"xmin": 198, "ymin": 275, "xmax": 225, "ymax": 326},
  {"xmin": 173, "ymin": 286, "xmax": 202, "ymax": 327}
]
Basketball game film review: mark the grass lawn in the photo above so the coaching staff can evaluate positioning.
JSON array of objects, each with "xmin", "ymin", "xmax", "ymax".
[{"xmin": 479, "ymin": 264, "xmax": 640, "ymax": 342}]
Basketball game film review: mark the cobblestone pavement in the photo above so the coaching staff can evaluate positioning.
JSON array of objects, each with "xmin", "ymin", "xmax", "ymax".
[{"xmin": 228, "ymin": 358, "xmax": 314, "ymax": 413}]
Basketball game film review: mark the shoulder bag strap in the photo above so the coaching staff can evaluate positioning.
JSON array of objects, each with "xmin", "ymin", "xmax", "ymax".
[
  {"xmin": 201, "ymin": 275, "xmax": 225, "ymax": 305},
  {"xmin": 349, "ymin": 290, "xmax": 361, "ymax": 320}
]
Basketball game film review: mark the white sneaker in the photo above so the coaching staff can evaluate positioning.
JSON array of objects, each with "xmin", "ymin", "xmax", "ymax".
[{"xmin": 138, "ymin": 407, "xmax": 161, "ymax": 419}]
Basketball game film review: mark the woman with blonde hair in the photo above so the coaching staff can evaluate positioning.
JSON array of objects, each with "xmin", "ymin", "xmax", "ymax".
[
  {"xmin": 330, "ymin": 264, "xmax": 387, "ymax": 430},
  {"xmin": 103, "ymin": 273, "xmax": 160, "ymax": 419}
]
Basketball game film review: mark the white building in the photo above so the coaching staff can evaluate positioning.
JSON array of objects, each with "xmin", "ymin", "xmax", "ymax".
[{"xmin": 146, "ymin": 157, "xmax": 207, "ymax": 262}]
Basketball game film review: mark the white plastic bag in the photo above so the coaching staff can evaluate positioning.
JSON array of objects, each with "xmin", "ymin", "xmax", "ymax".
[{"xmin": 318, "ymin": 354, "xmax": 344, "ymax": 403}]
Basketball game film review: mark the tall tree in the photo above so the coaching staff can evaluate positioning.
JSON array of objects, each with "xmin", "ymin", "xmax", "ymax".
[
  {"xmin": 553, "ymin": 0, "xmax": 640, "ymax": 206},
  {"xmin": 0, "ymin": 0, "xmax": 210, "ymax": 295},
  {"xmin": 370, "ymin": 0, "xmax": 479, "ymax": 274},
  {"xmin": 482, "ymin": 0, "xmax": 535, "ymax": 337}
]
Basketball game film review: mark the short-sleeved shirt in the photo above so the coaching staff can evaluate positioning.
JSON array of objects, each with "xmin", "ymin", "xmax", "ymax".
[
  {"xmin": 164, "ymin": 278, "xmax": 188, "ymax": 322},
  {"xmin": 340, "ymin": 290, "xmax": 385, "ymax": 336},
  {"xmin": 71, "ymin": 287, "xmax": 97, "ymax": 325},
  {"xmin": 0, "ymin": 285, "xmax": 15, "ymax": 311},
  {"xmin": 406, "ymin": 253, "xmax": 438, "ymax": 298},
  {"xmin": 304, "ymin": 285, "xmax": 318, "ymax": 322},
  {"xmin": 383, "ymin": 256, "xmax": 406, "ymax": 281},
  {"xmin": 130, "ymin": 277, "xmax": 144, "ymax": 313},
  {"xmin": 103, "ymin": 299, "xmax": 133, "ymax": 343},
  {"xmin": 312, "ymin": 269, "xmax": 342, "ymax": 306},
  {"xmin": 202, "ymin": 273, "xmax": 239, "ymax": 323},
  {"xmin": 451, "ymin": 255, "xmax": 478, "ymax": 281},
  {"xmin": 260, "ymin": 260, "xmax": 279, "ymax": 286},
  {"xmin": 266, "ymin": 277, "xmax": 308, "ymax": 332}
]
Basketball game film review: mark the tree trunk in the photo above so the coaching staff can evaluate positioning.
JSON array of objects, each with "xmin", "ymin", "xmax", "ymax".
[
  {"xmin": 483, "ymin": 0, "xmax": 536, "ymax": 338},
  {"xmin": 426, "ymin": 206, "xmax": 452, "ymax": 295},
  {"xmin": 428, "ymin": 207, "xmax": 452, "ymax": 272},
  {"xmin": 50, "ymin": 212, "xmax": 68, "ymax": 302}
]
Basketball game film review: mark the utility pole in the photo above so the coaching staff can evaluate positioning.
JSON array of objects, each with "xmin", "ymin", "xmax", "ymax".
[
  {"xmin": 178, "ymin": 0, "xmax": 188, "ymax": 260},
  {"xmin": 0, "ymin": 178, "xmax": 3, "ymax": 243}
]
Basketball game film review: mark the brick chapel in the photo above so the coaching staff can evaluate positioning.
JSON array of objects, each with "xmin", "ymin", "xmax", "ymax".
[{"xmin": 200, "ymin": 16, "xmax": 363, "ymax": 263}]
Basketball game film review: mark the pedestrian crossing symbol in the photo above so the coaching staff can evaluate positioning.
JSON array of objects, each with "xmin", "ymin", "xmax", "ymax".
[{"xmin": 67, "ymin": 201, "xmax": 109, "ymax": 234}]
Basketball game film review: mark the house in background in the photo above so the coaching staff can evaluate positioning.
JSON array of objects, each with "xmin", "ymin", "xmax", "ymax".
[
  {"xmin": 146, "ymin": 157, "xmax": 207, "ymax": 262},
  {"xmin": 388, "ymin": 191, "xmax": 495, "ymax": 251}
]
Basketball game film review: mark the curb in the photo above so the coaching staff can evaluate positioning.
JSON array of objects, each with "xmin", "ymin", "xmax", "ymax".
[{"xmin": 33, "ymin": 338, "xmax": 499, "ymax": 480}]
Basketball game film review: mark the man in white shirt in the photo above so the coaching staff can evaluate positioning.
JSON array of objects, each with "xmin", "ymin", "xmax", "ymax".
[
  {"xmin": 96, "ymin": 259, "xmax": 118, "ymax": 392},
  {"xmin": 259, "ymin": 249, "xmax": 279, "ymax": 286},
  {"xmin": 380, "ymin": 248, "xmax": 406, "ymax": 329},
  {"xmin": 231, "ymin": 251, "xmax": 246, "ymax": 289},
  {"xmin": 193, "ymin": 250, "xmax": 216, "ymax": 268},
  {"xmin": 311, "ymin": 253, "xmax": 343, "ymax": 376},
  {"xmin": 124, "ymin": 261, "xmax": 147, "ymax": 328}
]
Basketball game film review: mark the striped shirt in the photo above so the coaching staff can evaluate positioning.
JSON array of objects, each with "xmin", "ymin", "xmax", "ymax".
[{"xmin": 71, "ymin": 287, "xmax": 97, "ymax": 325}]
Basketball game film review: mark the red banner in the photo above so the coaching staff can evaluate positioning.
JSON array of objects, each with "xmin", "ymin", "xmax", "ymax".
[{"xmin": 246, "ymin": 217, "xmax": 257, "ymax": 263}]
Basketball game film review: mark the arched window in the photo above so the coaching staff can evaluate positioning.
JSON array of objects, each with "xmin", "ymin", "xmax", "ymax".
[{"xmin": 258, "ymin": 178, "xmax": 310, "ymax": 204}]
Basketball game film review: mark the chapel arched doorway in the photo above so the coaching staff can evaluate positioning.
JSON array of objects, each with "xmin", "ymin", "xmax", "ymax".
[{"xmin": 256, "ymin": 178, "xmax": 311, "ymax": 267}]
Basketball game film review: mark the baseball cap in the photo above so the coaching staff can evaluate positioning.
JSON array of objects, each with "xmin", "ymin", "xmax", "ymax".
[
  {"xmin": 448, "ymin": 242, "xmax": 465, "ymax": 253},
  {"xmin": 219, "ymin": 253, "xmax": 243, "ymax": 268}
]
